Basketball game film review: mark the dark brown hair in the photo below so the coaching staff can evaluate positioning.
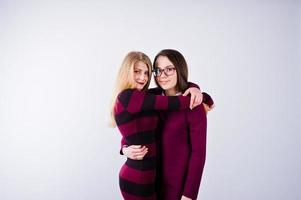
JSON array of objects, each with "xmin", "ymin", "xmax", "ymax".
[{"xmin": 153, "ymin": 49, "xmax": 188, "ymax": 92}]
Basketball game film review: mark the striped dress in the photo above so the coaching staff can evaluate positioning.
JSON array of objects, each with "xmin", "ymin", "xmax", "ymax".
[{"xmin": 114, "ymin": 89, "xmax": 190, "ymax": 200}]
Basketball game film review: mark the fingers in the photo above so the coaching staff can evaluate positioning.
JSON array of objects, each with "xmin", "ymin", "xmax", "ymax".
[
  {"xmin": 191, "ymin": 93, "xmax": 203, "ymax": 109},
  {"xmin": 196, "ymin": 93, "xmax": 203, "ymax": 105},
  {"xmin": 203, "ymin": 103, "xmax": 215, "ymax": 114},
  {"xmin": 134, "ymin": 151, "xmax": 148, "ymax": 159},
  {"xmin": 183, "ymin": 88, "xmax": 190, "ymax": 96},
  {"xmin": 129, "ymin": 145, "xmax": 142, "ymax": 149},
  {"xmin": 190, "ymin": 94, "xmax": 196, "ymax": 110},
  {"xmin": 203, "ymin": 103, "xmax": 209, "ymax": 114},
  {"xmin": 130, "ymin": 146, "xmax": 147, "ymax": 154},
  {"xmin": 126, "ymin": 145, "xmax": 148, "ymax": 160},
  {"xmin": 132, "ymin": 147, "xmax": 148, "ymax": 160},
  {"xmin": 136, "ymin": 150, "xmax": 148, "ymax": 160}
]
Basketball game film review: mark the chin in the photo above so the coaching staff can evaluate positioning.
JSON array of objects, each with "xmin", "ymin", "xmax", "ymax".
[
  {"xmin": 159, "ymin": 85, "xmax": 170, "ymax": 90},
  {"xmin": 136, "ymin": 85, "xmax": 144, "ymax": 90}
]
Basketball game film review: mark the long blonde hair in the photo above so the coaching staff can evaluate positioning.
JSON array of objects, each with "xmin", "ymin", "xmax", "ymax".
[{"xmin": 110, "ymin": 51, "xmax": 152, "ymax": 127}]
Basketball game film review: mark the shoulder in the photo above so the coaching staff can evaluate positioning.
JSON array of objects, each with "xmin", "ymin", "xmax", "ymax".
[
  {"xmin": 187, "ymin": 104, "xmax": 206, "ymax": 118},
  {"xmin": 117, "ymin": 89, "xmax": 137, "ymax": 105},
  {"xmin": 189, "ymin": 104, "xmax": 205, "ymax": 111},
  {"xmin": 119, "ymin": 88, "xmax": 133, "ymax": 95},
  {"xmin": 117, "ymin": 88, "xmax": 149, "ymax": 104},
  {"xmin": 118, "ymin": 88, "xmax": 138, "ymax": 98}
]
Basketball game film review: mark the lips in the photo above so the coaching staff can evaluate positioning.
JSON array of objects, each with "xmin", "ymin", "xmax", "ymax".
[
  {"xmin": 158, "ymin": 80, "xmax": 169, "ymax": 84},
  {"xmin": 136, "ymin": 82, "xmax": 146, "ymax": 88}
]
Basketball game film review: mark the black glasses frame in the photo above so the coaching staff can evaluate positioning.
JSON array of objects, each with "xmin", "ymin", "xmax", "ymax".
[{"xmin": 152, "ymin": 67, "xmax": 176, "ymax": 77}]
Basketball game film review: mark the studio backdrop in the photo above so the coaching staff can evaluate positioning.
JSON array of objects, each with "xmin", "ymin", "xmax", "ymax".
[{"xmin": 0, "ymin": 0, "xmax": 300, "ymax": 199}]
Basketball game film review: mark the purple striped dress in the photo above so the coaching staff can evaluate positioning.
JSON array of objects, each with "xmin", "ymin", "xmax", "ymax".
[{"xmin": 114, "ymin": 89, "xmax": 190, "ymax": 200}]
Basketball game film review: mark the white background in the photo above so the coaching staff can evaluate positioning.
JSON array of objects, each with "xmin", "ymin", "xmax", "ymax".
[{"xmin": 0, "ymin": 0, "xmax": 300, "ymax": 199}]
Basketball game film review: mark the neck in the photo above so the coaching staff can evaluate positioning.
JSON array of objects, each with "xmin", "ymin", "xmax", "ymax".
[{"xmin": 165, "ymin": 87, "xmax": 180, "ymax": 96}]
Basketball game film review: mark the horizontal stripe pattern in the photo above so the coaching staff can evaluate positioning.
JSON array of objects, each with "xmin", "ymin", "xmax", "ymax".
[
  {"xmin": 114, "ymin": 89, "xmax": 190, "ymax": 199},
  {"xmin": 115, "ymin": 111, "xmax": 132, "ymax": 125},
  {"xmin": 141, "ymin": 93, "xmax": 156, "ymax": 111},
  {"xmin": 168, "ymin": 97, "xmax": 181, "ymax": 110},
  {"xmin": 118, "ymin": 116, "xmax": 158, "ymax": 136},
  {"xmin": 144, "ymin": 142, "xmax": 156, "ymax": 157},
  {"xmin": 127, "ymin": 90, "xmax": 145, "ymax": 113},
  {"xmin": 119, "ymin": 164, "xmax": 156, "ymax": 184},
  {"xmin": 121, "ymin": 191, "xmax": 156, "ymax": 200},
  {"xmin": 119, "ymin": 177, "xmax": 155, "ymax": 197},
  {"xmin": 126, "ymin": 156, "xmax": 156, "ymax": 171},
  {"xmin": 125, "ymin": 130, "xmax": 155, "ymax": 145},
  {"xmin": 118, "ymin": 89, "xmax": 133, "ymax": 108}
]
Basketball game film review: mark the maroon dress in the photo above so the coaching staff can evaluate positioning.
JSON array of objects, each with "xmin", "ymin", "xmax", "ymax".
[{"xmin": 156, "ymin": 92, "xmax": 214, "ymax": 200}]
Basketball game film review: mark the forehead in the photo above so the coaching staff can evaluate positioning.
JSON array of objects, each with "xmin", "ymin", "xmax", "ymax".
[
  {"xmin": 134, "ymin": 61, "xmax": 148, "ymax": 70},
  {"xmin": 156, "ymin": 56, "xmax": 173, "ymax": 68}
]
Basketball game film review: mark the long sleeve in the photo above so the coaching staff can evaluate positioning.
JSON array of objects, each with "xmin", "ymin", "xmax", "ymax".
[
  {"xmin": 115, "ymin": 88, "xmax": 190, "ymax": 156},
  {"xmin": 147, "ymin": 87, "xmax": 162, "ymax": 95},
  {"xmin": 202, "ymin": 92, "xmax": 214, "ymax": 108},
  {"xmin": 119, "ymin": 137, "xmax": 127, "ymax": 155},
  {"xmin": 182, "ymin": 104, "xmax": 207, "ymax": 200},
  {"xmin": 116, "ymin": 89, "xmax": 190, "ymax": 114},
  {"xmin": 187, "ymin": 82, "xmax": 214, "ymax": 107}
]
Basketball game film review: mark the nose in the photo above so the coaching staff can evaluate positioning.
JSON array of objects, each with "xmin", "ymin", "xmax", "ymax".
[{"xmin": 138, "ymin": 73, "xmax": 146, "ymax": 81}]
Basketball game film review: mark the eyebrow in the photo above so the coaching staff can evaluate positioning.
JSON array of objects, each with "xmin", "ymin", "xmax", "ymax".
[
  {"xmin": 156, "ymin": 65, "xmax": 173, "ymax": 69},
  {"xmin": 134, "ymin": 68, "xmax": 149, "ymax": 72}
]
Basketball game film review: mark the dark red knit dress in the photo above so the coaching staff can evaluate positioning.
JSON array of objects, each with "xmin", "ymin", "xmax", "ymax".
[{"xmin": 114, "ymin": 89, "xmax": 190, "ymax": 200}]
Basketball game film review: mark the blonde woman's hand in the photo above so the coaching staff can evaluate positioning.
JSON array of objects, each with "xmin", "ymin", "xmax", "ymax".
[
  {"xmin": 180, "ymin": 195, "xmax": 192, "ymax": 200},
  {"xmin": 122, "ymin": 145, "xmax": 148, "ymax": 160},
  {"xmin": 183, "ymin": 87, "xmax": 203, "ymax": 109}
]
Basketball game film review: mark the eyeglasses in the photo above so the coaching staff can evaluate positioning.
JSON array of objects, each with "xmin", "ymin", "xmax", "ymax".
[{"xmin": 152, "ymin": 67, "xmax": 176, "ymax": 77}]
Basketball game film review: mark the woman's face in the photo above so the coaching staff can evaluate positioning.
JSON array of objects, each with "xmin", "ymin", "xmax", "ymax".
[
  {"xmin": 155, "ymin": 56, "xmax": 177, "ymax": 91},
  {"xmin": 132, "ymin": 61, "xmax": 149, "ymax": 90}
]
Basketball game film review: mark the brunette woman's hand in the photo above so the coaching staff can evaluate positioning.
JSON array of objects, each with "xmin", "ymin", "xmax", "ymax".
[
  {"xmin": 181, "ymin": 195, "xmax": 192, "ymax": 200},
  {"xmin": 183, "ymin": 87, "xmax": 203, "ymax": 109},
  {"xmin": 122, "ymin": 145, "xmax": 148, "ymax": 160},
  {"xmin": 203, "ymin": 102, "xmax": 215, "ymax": 114}
]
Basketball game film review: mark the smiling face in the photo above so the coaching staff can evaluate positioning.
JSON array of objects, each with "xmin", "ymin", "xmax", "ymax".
[
  {"xmin": 132, "ymin": 61, "xmax": 149, "ymax": 91},
  {"xmin": 154, "ymin": 55, "xmax": 178, "ymax": 95}
]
